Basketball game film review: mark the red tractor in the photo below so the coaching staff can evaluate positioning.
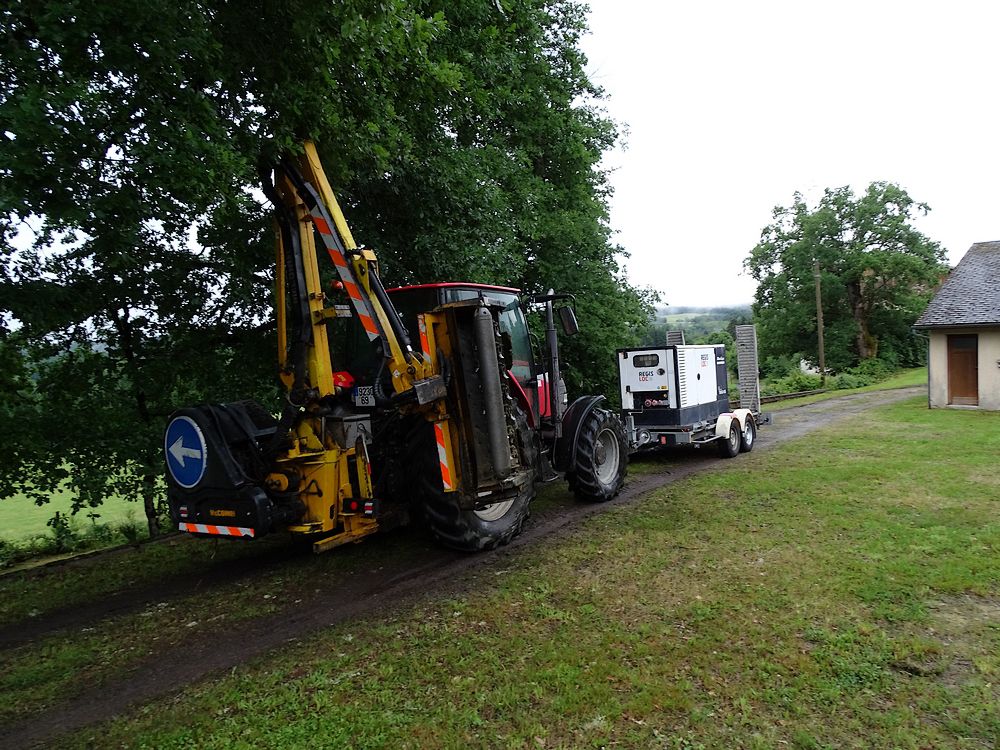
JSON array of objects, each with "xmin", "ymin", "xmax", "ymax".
[{"xmin": 164, "ymin": 143, "xmax": 627, "ymax": 553}]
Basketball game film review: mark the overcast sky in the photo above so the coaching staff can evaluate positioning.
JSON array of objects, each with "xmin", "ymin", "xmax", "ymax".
[{"xmin": 581, "ymin": 0, "xmax": 1000, "ymax": 307}]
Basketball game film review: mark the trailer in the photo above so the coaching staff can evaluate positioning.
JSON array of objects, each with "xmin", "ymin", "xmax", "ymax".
[{"xmin": 617, "ymin": 325, "xmax": 770, "ymax": 457}]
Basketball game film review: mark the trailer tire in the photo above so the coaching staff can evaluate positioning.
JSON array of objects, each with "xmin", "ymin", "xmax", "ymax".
[
  {"xmin": 739, "ymin": 416, "xmax": 756, "ymax": 453},
  {"xmin": 419, "ymin": 404, "xmax": 535, "ymax": 552},
  {"xmin": 717, "ymin": 422, "xmax": 742, "ymax": 458},
  {"xmin": 567, "ymin": 408, "xmax": 628, "ymax": 502}
]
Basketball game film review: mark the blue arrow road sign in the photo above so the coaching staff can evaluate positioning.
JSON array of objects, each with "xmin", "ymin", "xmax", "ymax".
[{"xmin": 164, "ymin": 416, "xmax": 207, "ymax": 489}]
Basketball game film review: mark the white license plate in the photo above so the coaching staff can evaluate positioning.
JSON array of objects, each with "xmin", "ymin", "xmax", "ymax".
[{"xmin": 354, "ymin": 385, "xmax": 374, "ymax": 407}]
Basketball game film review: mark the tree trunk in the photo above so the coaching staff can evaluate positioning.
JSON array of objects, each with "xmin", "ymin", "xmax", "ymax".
[
  {"xmin": 112, "ymin": 307, "xmax": 162, "ymax": 538},
  {"xmin": 845, "ymin": 280, "xmax": 878, "ymax": 359},
  {"xmin": 813, "ymin": 259, "xmax": 826, "ymax": 384},
  {"xmin": 142, "ymin": 471, "xmax": 161, "ymax": 540},
  {"xmin": 858, "ymin": 321, "xmax": 878, "ymax": 360}
]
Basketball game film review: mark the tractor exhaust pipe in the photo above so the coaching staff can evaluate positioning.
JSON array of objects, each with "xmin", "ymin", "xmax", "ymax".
[
  {"xmin": 544, "ymin": 293, "xmax": 564, "ymax": 436},
  {"xmin": 472, "ymin": 305, "xmax": 512, "ymax": 479}
]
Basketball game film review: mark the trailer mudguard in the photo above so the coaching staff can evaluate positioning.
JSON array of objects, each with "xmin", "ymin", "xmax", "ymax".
[
  {"xmin": 714, "ymin": 408, "xmax": 754, "ymax": 439},
  {"xmin": 554, "ymin": 395, "xmax": 606, "ymax": 473}
]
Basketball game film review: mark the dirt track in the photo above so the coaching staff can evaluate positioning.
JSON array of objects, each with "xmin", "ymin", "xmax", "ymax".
[{"xmin": 0, "ymin": 387, "xmax": 924, "ymax": 749}]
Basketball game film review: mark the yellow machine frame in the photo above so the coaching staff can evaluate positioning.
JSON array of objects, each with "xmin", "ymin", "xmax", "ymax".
[{"xmin": 268, "ymin": 143, "xmax": 456, "ymax": 553}]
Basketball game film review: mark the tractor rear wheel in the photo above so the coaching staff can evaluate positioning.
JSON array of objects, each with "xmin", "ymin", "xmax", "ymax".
[
  {"xmin": 419, "ymin": 405, "xmax": 536, "ymax": 552},
  {"xmin": 567, "ymin": 408, "xmax": 627, "ymax": 502}
]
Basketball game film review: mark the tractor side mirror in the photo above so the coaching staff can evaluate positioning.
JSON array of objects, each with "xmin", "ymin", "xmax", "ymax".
[{"xmin": 558, "ymin": 305, "xmax": 579, "ymax": 336}]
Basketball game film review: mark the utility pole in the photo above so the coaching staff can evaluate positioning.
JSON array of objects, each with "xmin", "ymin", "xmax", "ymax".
[{"xmin": 813, "ymin": 258, "xmax": 826, "ymax": 386}]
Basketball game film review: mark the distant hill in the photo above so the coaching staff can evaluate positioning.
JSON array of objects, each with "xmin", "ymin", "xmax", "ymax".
[
  {"xmin": 642, "ymin": 305, "xmax": 752, "ymax": 346},
  {"xmin": 652, "ymin": 305, "xmax": 751, "ymax": 320}
]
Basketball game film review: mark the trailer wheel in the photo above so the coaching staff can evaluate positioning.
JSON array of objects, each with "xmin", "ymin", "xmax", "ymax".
[
  {"xmin": 717, "ymin": 422, "xmax": 742, "ymax": 458},
  {"xmin": 419, "ymin": 404, "xmax": 536, "ymax": 552},
  {"xmin": 740, "ymin": 416, "xmax": 756, "ymax": 453},
  {"xmin": 567, "ymin": 408, "xmax": 628, "ymax": 502}
]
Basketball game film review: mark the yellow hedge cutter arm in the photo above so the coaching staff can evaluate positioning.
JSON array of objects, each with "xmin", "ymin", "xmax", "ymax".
[{"xmin": 165, "ymin": 142, "xmax": 534, "ymax": 553}]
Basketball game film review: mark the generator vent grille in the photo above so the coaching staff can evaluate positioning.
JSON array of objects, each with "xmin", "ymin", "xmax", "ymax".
[
  {"xmin": 665, "ymin": 330, "xmax": 686, "ymax": 346},
  {"xmin": 735, "ymin": 324, "xmax": 761, "ymax": 413},
  {"xmin": 677, "ymin": 357, "xmax": 688, "ymax": 405}
]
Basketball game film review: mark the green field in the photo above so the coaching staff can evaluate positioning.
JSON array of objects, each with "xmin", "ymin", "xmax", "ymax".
[
  {"xmin": 0, "ymin": 488, "xmax": 139, "ymax": 542},
  {"xmin": 1, "ymin": 395, "xmax": 996, "ymax": 748},
  {"xmin": 656, "ymin": 310, "xmax": 743, "ymax": 341},
  {"xmin": 85, "ymin": 399, "xmax": 1000, "ymax": 747},
  {"xmin": 661, "ymin": 312, "xmax": 710, "ymax": 323}
]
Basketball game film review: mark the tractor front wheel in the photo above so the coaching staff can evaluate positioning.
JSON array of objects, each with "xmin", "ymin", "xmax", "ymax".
[{"xmin": 567, "ymin": 408, "xmax": 628, "ymax": 502}]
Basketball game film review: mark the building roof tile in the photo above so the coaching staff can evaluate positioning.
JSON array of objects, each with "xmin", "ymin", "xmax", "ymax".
[{"xmin": 914, "ymin": 241, "xmax": 1000, "ymax": 328}]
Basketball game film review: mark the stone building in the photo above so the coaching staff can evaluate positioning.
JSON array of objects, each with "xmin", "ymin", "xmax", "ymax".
[{"xmin": 914, "ymin": 241, "xmax": 1000, "ymax": 409}]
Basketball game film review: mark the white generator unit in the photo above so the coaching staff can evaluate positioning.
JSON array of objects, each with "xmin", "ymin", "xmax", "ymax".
[{"xmin": 617, "ymin": 334, "xmax": 765, "ymax": 457}]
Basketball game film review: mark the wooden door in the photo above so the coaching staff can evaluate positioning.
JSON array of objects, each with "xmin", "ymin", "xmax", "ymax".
[{"xmin": 947, "ymin": 335, "xmax": 978, "ymax": 405}]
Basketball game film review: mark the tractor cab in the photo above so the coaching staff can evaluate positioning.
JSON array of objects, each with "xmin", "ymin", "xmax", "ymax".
[
  {"xmin": 385, "ymin": 283, "xmax": 554, "ymax": 428},
  {"xmin": 330, "ymin": 281, "xmax": 561, "ymax": 430}
]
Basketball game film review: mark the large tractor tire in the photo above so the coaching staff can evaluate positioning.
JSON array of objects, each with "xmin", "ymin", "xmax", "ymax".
[
  {"xmin": 419, "ymin": 405, "xmax": 536, "ymax": 552},
  {"xmin": 567, "ymin": 408, "xmax": 628, "ymax": 502}
]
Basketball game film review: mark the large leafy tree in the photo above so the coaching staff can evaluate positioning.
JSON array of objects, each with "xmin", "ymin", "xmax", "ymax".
[
  {"xmin": 1, "ymin": 1, "xmax": 649, "ymax": 533},
  {"xmin": 745, "ymin": 183, "xmax": 946, "ymax": 372}
]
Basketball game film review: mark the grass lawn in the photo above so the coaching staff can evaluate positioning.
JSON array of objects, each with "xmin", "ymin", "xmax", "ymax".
[
  {"xmin": 29, "ymin": 395, "xmax": 993, "ymax": 749},
  {"xmin": 0, "ymin": 488, "xmax": 140, "ymax": 543}
]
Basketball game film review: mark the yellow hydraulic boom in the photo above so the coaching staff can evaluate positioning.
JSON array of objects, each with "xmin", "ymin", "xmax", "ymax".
[
  {"xmin": 165, "ymin": 141, "xmax": 541, "ymax": 554},
  {"xmin": 262, "ymin": 142, "xmax": 452, "ymax": 551}
]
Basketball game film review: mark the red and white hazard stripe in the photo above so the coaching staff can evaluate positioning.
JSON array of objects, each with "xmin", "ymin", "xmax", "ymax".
[
  {"xmin": 417, "ymin": 314, "xmax": 431, "ymax": 357},
  {"xmin": 434, "ymin": 422, "xmax": 454, "ymax": 491},
  {"xmin": 420, "ymin": 317, "xmax": 453, "ymax": 492},
  {"xmin": 309, "ymin": 214, "xmax": 380, "ymax": 339},
  {"xmin": 179, "ymin": 522, "xmax": 255, "ymax": 538}
]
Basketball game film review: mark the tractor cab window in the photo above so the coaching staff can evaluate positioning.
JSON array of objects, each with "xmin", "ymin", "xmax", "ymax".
[
  {"xmin": 437, "ymin": 288, "xmax": 534, "ymax": 386},
  {"xmin": 497, "ymin": 297, "xmax": 534, "ymax": 386}
]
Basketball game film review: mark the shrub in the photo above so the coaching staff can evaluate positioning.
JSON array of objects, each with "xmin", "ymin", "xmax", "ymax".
[
  {"xmin": 830, "ymin": 358, "xmax": 897, "ymax": 390},
  {"xmin": 781, "ymin": 371, "xmax": 824, "ymax": 392},
  {"xmin": 0, "ymin": 534, "xmax": 61, "ymax": 569},
  {"xmin": 851, "ymin": 358, "xmax": 895, "ymax": 382},
  {"xmin": 115, "ymin": 512, "xmax": 144, "ymax": 546},
  {"xmin": 761, "ymin": 370, "xmax": 824, "ymax": 396},
  {"xmin": 832, "ymin": 372, "xmax": 866, "ymax": 390},
  {"xmin": 760, "ymin": 354, "xmax": 800, "ymax": 380},
  {"xmin": 758, "ymin": 356, "xmax": 902, "ymax": 398},
  {"xmin": 0, "ymin": 538, "xmax": 15, "ymax": 568},
  {"xmin": 46, "ymin": 511, "xmax": 78, "ymax": 553},
  {"xmin": 0, "ymin": 511, "xmax": 151, "ymax": 568}
]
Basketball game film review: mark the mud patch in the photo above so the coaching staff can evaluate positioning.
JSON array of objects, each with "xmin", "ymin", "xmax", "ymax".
[{"xmin": 924, "ymin": 594, "xmax": 1000, "ymax": 688}]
